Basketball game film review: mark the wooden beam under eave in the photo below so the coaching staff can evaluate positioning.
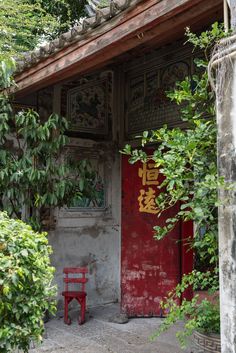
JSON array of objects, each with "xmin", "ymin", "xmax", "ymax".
[
  {"xmin": 15, "ymin": 0, "xmax": 222, "ymax": 96},
  {"xmin": 139, "ymin": 2, "xmax": 223, "ymax": 52}
]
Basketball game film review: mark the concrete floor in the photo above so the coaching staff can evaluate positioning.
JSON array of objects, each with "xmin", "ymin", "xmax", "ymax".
[{"xmin": 30, "ymin": 303, "xmax": 195, "ymax": 353}]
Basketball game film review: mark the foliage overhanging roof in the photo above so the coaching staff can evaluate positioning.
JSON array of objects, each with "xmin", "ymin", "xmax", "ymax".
[{"xmin": 16, "ymin": 0, "xmax": 143, "ymax": 74}]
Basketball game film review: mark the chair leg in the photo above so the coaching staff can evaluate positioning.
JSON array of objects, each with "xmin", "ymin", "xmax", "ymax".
[
  {"xmin": 79, "ymin": 297, "xmax": 86, "ymax": 325},
  {"xmin": 64, "ymin": 297, "xmax": 71, "ymax": 325}
]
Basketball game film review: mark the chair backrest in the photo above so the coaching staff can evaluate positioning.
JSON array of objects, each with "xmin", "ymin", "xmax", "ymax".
[{"xmin": 63, "ymin": 267, "xmax": 88, "ymax": 292}]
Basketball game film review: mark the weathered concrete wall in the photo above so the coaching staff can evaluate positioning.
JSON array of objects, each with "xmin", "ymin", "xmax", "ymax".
[
  {"xmin": 213, "ymin": 38, "xmax": 236, "ymax": 353},
  {"xmin": 50, "ymin": 224, "xmax": 120, "ymax": 309},
  {"xmin": 51, "ymin": 141, "xmax": 121, "ymax": 309},
  {"xmin": 14, "ymin": 73, "xmax": 121, "ymax": 309}
]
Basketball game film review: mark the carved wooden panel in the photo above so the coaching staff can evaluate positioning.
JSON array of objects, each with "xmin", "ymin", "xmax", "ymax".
[
  {"xmin": 65, "ymin": 72, "xmax": 112, "ymax": 137},
  {"xmin": 125, "ymin": 59, "xmax": 191, "ymax": 138}
]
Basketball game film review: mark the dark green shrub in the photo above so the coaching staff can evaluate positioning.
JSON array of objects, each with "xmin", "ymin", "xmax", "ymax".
[{"xmin": 0, "ymin": 212, "xmax": 56, "ymax": 353}]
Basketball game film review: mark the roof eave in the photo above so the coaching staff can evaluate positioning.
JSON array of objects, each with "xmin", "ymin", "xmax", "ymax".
[{"xmin": 14, "ymin": 0, "xmax": 222, "ymax": 96}]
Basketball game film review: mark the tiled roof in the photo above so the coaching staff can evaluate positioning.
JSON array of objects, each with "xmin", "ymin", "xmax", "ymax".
[{"xmin": 16, "ymin": 0, "xmax": 143, "ymax": 74}]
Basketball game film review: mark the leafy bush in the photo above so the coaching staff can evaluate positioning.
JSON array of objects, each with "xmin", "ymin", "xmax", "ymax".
[
  {"xmin": 151, "ymin": 270, "xmax": 220, "ymax": 347},
  {"xmin": 0, "ymin": 212, "xmax": 56, "ymax": 353},
  {"xmin": 0, "ymin": 58, "xmax": 97, "ymax": 231}
]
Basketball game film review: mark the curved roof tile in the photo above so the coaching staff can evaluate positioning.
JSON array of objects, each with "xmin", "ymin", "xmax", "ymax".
[{"xmin": 16, "ymin": 0, "xmax": 142, "ymax": 74}]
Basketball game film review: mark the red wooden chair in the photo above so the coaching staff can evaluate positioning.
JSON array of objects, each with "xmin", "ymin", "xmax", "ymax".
[{"xmin": 62, "ymin": 267, "xmax": 88, "ymax": 325}]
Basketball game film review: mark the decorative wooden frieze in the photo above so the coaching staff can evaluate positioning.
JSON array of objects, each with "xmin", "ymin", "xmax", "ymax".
[
  {"xmin": 66, "ymin": 72, "xmax": 112, "ymax": 136},
  {"xmin": 124, "ymin": 48, "xmax": 192, "ymax": 138}
]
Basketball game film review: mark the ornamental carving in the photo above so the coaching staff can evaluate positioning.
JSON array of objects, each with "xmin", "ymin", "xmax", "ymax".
[
  {"xmin": 193, "ymin": 331, "xmax": 221, "ymax": 353},
  {"xmin": 125, "ymin": 60, "xmax": 190, "ymax": 137},
  {"xmin": 67, "ymin": 75, "xmax": 110, "ymax": 135}
]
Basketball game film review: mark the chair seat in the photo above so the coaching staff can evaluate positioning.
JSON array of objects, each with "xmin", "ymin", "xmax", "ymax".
[{"xmin": 62, "ymin": 291, "xmax": 87, "ymax": 298}]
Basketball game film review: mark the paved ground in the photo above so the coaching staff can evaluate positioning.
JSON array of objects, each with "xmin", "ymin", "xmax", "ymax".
[
  {"xmin": 30, "ymin": 304, "xmax": 195, "ymax": 353},
  {"xmin": 30, "ymin": 303, "xmax": 194, "ymax": 353}
]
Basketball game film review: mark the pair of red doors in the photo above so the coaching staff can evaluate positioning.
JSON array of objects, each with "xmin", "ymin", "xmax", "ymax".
[{"xmin": 121, "ymin": 155, "xmax": 192, "ymax": 317}]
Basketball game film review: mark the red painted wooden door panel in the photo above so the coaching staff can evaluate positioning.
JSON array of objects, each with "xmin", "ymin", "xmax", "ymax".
[{"xmin": 121, "ymin": 155, "xmax": 181, "ymax": 317}]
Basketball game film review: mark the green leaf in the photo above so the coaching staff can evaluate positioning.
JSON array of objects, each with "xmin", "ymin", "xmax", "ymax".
[{"xmin": 20, "ymin": 249, "xmax": 28, "ymax": 257}]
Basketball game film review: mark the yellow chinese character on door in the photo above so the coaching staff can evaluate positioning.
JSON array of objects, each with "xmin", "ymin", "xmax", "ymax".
[
  {"xmin": 138, "ymin": 163, "xmax": 159, "ymax": 186},
  {"xmin": 138, "ymin": 187, "xmax": 159, "ymax": 214}
]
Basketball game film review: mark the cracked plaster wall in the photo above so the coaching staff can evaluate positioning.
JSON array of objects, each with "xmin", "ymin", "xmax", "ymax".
[
  {"xmin": 15, "ymin": 74, "xmax": 121, "ymax": 310},
  {"xmin": 51, "ymin": 144, "xmax": 121, "ymax": 310},
  {"xmin": 215, "ymin": 48, "xmax": 236, "ymax": 353}
]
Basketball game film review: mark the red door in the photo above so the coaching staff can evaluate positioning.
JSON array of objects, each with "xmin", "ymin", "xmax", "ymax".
[{"xmin": 121, "ymin": 155, "xmax": 182, "ymax": 317}]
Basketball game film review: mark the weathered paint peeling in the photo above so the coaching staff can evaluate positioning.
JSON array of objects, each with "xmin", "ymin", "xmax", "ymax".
[
  {"xmin": 215, "ymin": 49, "xmax": 236, "ymax": 353},
  {"xmin": 121, "ymin": 155, "xmax": 184, "ymax": 317}
]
